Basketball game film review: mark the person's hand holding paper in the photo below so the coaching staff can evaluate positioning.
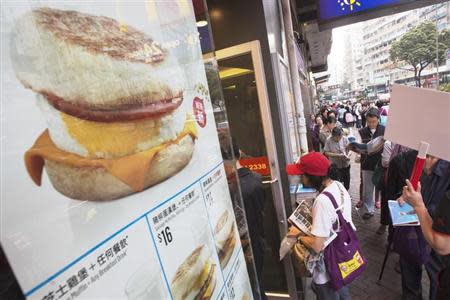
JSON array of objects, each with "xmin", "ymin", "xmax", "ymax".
[{"xmin": 400, "ymin": 180, "xmax": 425, "ymax": 210}]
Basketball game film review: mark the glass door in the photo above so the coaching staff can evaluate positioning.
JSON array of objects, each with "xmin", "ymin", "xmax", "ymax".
[
  {"xmin": 271, "ymin": 53, "xmax": 301, "ymax": 164},
  {"xmin": 215, "ymin": 41, "xmax": 299, "ymax": 299}
]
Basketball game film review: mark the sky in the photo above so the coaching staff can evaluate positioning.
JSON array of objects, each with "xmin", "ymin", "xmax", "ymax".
[{"xmin": 327, "ymin": 26, "xmax": 349, "ymax": 85}]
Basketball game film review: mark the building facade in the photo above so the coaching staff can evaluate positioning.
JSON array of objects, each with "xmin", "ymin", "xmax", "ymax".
[{"xmin": 351, "ymin": 2, "xmax": 450, "ymax": 93}]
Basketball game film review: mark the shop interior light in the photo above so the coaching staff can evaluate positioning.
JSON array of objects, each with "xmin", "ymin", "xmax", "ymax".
[
  {"xmin": 219, "ymin": 67, "xmax": 253, "ymax": 79},
  {"xmin": 196, "ymin": 20, "xmax": 208, "ymax": 27},
  {"xmin": 223, "ymin": 85, "xmax": 236, "ymax": 90},
  {"xmin": 210, "ymin": 9, "xmax": 223, "ymax": 20}
]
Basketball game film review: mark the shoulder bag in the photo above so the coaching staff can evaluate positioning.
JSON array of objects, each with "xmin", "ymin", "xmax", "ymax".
[{"xmin": 322, "ymin": 186, "xmax": 366, "ymax": 290}]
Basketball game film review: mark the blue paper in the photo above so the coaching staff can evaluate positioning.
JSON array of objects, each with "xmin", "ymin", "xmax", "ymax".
[
  {"xmin": 290, "ymin": 185, "xmax": 298, "ymax": 194},
  {"xmin": 297, "ymin": 184, "xmax": 317, "ymax": 194},
  {"xmin": 388, "ymin": 200, "xmax": 420, "ymax": 226},
  {"xmin": 290, "ymin": 184, "xmax": 317, "ymax": 194}
]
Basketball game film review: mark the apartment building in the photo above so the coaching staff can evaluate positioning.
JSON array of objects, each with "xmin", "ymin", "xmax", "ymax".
[{"xmin": 351, "ymin": 2, "xmax": 450, "ymax": 92}]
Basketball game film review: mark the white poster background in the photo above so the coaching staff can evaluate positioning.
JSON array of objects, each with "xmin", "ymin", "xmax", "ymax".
[
  {"xmin": 385, "ymin": 84, "xmax": 450, "ymax": 161},
  {"xmin": 0, "ymin": 1, "xmax": 252, "ymax": 299}
]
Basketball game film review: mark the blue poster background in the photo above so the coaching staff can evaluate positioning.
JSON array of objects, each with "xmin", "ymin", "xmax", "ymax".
[{"xmin": 319, "ymin": 0, "xmax": 401, "ymax": 21}]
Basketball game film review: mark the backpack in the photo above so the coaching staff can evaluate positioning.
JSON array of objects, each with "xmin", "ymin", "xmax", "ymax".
[{"xmin": 345, "ymin": 112, "xmax": 354, "ymax": 124}]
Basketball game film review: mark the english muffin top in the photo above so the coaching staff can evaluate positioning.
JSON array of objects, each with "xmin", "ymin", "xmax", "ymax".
[{"xmin": 33, "ymin": 7, "xmax": 166, "ymax": 64}]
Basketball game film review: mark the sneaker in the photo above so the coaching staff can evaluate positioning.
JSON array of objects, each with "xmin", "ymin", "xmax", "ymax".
[
  {"xmin": 376, "ymin": 225, "xmax": 387, "ymax": 235},
  {"xmin": 375, "ymin": 201, "xmax": 381, "ymax": 209},
  {"xmin": 356, "ymin": 200, "xmax": 363, "ymax": 209},
  {"xmin": 362, "ymin": 213, "xmax": 374, "ymax": 220}
]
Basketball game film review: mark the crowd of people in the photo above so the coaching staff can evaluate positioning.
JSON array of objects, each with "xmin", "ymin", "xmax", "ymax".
[
  {"xmin": 288, "ymin": 99, "xmax": 450, "ymax": 300},
  {"xmin": 311, "ymin": 100, "xmax": 390, "ymax": 152}
]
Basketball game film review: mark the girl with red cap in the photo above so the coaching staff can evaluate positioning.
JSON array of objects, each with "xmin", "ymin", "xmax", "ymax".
[{"xmin": 286, "ymin": 152, "xmax": 358, "ymax": 300}]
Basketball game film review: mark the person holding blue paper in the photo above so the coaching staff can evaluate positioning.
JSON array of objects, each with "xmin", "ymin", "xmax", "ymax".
[
  {"xmin": 387, "ymin": 152, "xmax": 450, "ymax": 300},
  {"xmin": 399, "ymin": 180, "xmax": 450, "ymax": 300}
]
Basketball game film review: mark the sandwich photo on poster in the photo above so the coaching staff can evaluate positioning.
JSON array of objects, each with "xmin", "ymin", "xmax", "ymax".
[
  {"xmin": 200, "ymin": 167, "xmax": 242, "ymax": 275},
  {"xmin": 12, "ymin": 7, "xmax": 197, "ymax": 201},
  {"xmin": 171, "ymin": 245, "xmax": 218, "ymax": 300},
  {"xmin": 214, "ymin": 210, "xmax": 237, "ymax": 269}
]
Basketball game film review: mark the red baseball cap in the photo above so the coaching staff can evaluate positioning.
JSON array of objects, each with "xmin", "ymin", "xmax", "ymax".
[{"xmin": 286, "ymin": 152, "xmax": 331, "ymax": 176}]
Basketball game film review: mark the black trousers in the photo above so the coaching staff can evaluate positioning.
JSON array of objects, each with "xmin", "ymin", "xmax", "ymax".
[
  {"xmin": 337, "ymin": 166, "xmax": 351, "ymax": 190},
  {"xmin": 438, "ymin": 267, "xmax": 450, "ymax": 300},
  {"xmin": 400, "ymin": 251, "xmax": 442, "ymax": 300}
]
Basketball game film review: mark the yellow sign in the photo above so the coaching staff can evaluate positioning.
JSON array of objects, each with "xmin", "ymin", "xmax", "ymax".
[{"xmin": 338, "ymin": 251, "xmax": 364, "ymax": 279}]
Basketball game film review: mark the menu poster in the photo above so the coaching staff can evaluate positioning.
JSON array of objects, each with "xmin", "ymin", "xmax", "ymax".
[{"xmin": 0, "ymin": 1, "xmax": 253, "ymax": 299}]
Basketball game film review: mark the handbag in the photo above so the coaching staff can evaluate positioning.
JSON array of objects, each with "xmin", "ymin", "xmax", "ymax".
[
  {"xmin": 280, "ymin": 228, "xmax": 311, "ymax": 277},
  {"xmin": 292, "ymin": 240, "xmax": 312, "ymax": 277},
  {"xmin": 322, "ymin": 187, "xmax": 366, "ymax": 290}
]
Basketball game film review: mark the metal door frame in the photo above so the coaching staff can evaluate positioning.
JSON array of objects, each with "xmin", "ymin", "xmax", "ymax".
[
  {"xmin": 216, "ymin": 41, "xmax": 299, "ymax": 300},
  {"xmin": 271, "ymin": 53, "xmax": 301, "ymax": 163}
]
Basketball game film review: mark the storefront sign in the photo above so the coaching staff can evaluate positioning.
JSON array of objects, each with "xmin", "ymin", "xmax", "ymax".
[
  {"xmin": 239, "ymin": 156, "xmax": 271, "ymax": 176},
  {"xmin": 0, "ymin": 2, "xmax": 253, "ymax": 299},
  {"xmin": 319, "ymin": 0, "xmax": 443, "ymax": 28},
  {"xmin": 319, "ymin": 0, "xmax": 400, "ymax": 21}
]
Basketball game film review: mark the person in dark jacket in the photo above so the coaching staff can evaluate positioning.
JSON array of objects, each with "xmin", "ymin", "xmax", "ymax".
[
  {"xmin": 358, "ymin": 108, "xmax": 385, "ymax": 219},
  {"xmin": 312, "ymin": 114, "xmax": 324, "ymax": 152},
  {"xmin": 387, "ymin": 150, "xmax": 450, "ymax": 300},
  {"xmin": 400, "ymin": 184, "xmax": 450, "ymax": 300},
  {"xmin": 221, "ymin": 138, "xmax": 267, "ymax": 300},
  {"xmin": 361, "ymin": 103, "xmax": 368, "ymax": 128}
]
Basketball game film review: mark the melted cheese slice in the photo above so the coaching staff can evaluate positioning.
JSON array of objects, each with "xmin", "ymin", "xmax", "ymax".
[
  {"xmin": 202, "ymin": 277, "xmax": 215, "ymax": 300},
  {"xmin": 25, "ymin": 119, "xmax": 197, "ymax": 192},
  {"xmin": 195, "ymin": 261, "xmax": 212, "ymax": 291},
  {"xmin": 199, "ymin": 264, "xmax": 216, "ymax": 300},
  {"xmin": 188, "ymin": 262, "xmax": 215, "ymax": 300}
]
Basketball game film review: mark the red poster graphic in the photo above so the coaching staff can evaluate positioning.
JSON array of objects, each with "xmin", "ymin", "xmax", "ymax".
[
  {"xmin": 239, "ymin": 156, "xmax": 271, "ymax": 176},
  {"xmin": 193, "ymin": 97, "xmax": 207, "ymax": 128}
]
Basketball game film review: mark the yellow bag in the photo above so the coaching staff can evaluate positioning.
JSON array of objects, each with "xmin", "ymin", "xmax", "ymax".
[{"xmin": 292, "ymin": 239, "xmax": 312, "ymax": 277}]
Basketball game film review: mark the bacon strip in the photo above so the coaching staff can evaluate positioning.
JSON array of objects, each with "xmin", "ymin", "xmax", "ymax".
[{"xmin": 41, "ymin": 91, "xmax": 183, "ymax": 122}]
